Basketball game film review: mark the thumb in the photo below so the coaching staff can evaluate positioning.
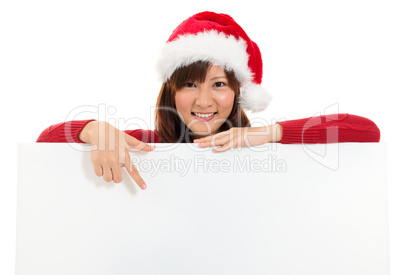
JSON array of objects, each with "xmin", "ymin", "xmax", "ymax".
[{"xmin": 125, "ymin": 134, "xmax": 155, "ymax": 152}]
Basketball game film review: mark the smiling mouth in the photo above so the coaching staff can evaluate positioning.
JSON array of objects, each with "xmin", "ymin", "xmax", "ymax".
[{"xmin": 191, "ymin": 112, "xmax": 217, "ymax": 121}]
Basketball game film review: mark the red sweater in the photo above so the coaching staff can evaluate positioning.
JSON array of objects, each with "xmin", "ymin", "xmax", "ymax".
[{"xmin": 36, "ymin": 114, "xmax": 380, "ymax": 144}]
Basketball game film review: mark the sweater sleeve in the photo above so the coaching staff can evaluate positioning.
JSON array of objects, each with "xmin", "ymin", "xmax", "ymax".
[
  {"xmin": 36, "ymin": 120, "xmax": 161, "ymax": 143},
  {"xmin": 36, "ymin": 120, "xmax": 96, "ymax": 143},
  {"xmin": 277, "ymin": 113, "xmax": 380, "ymax": 144}
]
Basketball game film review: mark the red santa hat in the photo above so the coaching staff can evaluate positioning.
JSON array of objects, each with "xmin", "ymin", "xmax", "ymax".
[{"xmin": 155, "ymin": 11, "xmax": 272, "ymax": 113}]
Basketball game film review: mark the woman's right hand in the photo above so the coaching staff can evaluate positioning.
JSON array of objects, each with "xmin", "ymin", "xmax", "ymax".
[{"xmin": 78, "ymin": 121, "xmax": 155, "ymax": 189}]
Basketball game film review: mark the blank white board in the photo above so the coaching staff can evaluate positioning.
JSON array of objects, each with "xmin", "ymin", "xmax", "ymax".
[{"xmin": 17, "ymin": 143, "xmax": 389, "ymax": 275}]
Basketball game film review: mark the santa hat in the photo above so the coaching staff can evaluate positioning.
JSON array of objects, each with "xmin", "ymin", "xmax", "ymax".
[{"xmin": 155, "ymin": 11, "xmax": 272, "ymax": 113}]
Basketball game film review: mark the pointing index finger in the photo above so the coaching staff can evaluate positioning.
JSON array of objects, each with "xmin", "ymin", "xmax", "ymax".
[{"xmin": 125, "ymin": 151, "xmax": 147, "ymax": 190}]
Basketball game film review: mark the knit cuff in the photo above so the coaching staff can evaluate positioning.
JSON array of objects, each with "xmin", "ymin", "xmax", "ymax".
[
  {"xmin": 36, "ymin": 119, "xmax": 96, "ymax": 143},
  {"xmin": 64, "ymin": 120, "xmax": 96, "ymax": 143},
  {"xmin": 277, "ymin": 115, "xmax": 327, "ymax": 144}
]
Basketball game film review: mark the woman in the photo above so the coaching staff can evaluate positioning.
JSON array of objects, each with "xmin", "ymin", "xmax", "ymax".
[{"xmin": 37, "ymin": 11, "xmax": 380, "ymax": 189}]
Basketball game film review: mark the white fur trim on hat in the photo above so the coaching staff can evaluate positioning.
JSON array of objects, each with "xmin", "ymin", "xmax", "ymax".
[{"xmin": 156, "ymin": 30, "xmax": 253, "ymax": 83}]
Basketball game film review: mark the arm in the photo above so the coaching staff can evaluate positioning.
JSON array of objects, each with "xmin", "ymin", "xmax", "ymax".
[
  {"xmin": 36, "ymin": 119, "xmax": 96, "ymax": 143},
  {"xmin": 277, "ymin": 113, "xmax": 380, "ymax": 144},
  {"xmin": 194, "ymin": 113, "xmax": 381, "ymax": 151},
  {"xmin": 36, "ymin": 120, "xmax": 160, "ymax": 143}
]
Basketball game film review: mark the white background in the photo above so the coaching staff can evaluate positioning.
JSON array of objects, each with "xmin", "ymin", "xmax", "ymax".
[{"xmin": 1, "ymin": 0, "xmax": 401, "ymax": 274}]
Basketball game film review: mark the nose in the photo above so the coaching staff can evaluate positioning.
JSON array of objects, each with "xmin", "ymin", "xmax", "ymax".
[{"xmin": 195, "ymin": 85, "xmax": 213, "ymax": 108}]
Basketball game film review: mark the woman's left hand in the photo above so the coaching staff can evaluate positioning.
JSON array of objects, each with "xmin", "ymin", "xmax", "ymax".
[{"xmin": 193, "ymin": 124, "xmax": 283, "ymax": 152}]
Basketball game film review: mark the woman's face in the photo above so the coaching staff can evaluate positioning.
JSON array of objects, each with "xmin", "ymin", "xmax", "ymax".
[{"xmin": 174, "ymin": 66, "xmax": 235, "ymax": 138}]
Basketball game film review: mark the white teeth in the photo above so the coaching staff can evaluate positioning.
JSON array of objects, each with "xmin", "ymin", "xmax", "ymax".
[{"xmin": 194, "ymin": 112, "xmax": 215, "ymax": 118}]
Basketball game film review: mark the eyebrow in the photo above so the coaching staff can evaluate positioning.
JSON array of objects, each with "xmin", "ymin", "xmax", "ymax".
[{"xmin": 210, "ymin": 76, "xmax": 228, "ymax": 80}]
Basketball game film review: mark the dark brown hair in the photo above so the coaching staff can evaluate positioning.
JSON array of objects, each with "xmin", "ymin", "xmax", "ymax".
[{"xmin": 155, "ymin": 61, "xmax": 250, "ymax": 143}]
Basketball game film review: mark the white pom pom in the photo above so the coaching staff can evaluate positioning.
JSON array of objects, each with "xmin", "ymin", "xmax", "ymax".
[{"xmin": 239, "ymin": 83, "xmax": 272, "ymax": 113}]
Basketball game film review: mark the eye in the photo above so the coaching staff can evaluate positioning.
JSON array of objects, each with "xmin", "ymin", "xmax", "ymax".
[
  {"xmin": 184, "ymin": 83, "xmax": 196, "ymax": 88},
  {"xmin": 213, "ymin": 82, "xmax": 226, "ymax": 87}
]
